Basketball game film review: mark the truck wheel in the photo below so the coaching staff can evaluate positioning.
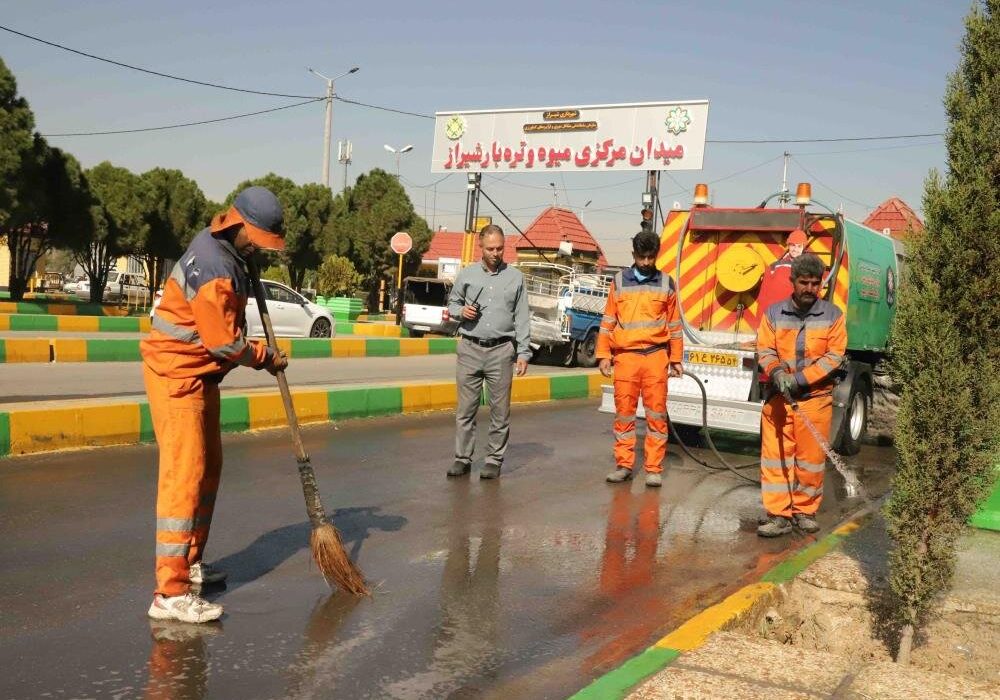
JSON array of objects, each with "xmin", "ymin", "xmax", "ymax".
[
  {"xmin": 575, "ymin": 330, "xmax": 599, "ymax": 368},
  {"xmin": 408, "ymin": 328, "xmax": 424, "ymax": 338},
  {"xmin": 833, "ymin": 378, "xmax": 870, "ymax": 456}
]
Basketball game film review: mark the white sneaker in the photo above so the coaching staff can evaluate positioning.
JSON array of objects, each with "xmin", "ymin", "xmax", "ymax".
[
  {"xmin": 189, "ymin": 562, "xmax": 227, "ymax": 585},
  {"xmin": 148, "ymin": 593, "xmax": 223, "ymax": 623}
]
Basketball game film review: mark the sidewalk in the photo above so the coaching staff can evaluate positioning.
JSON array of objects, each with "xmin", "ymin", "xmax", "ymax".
[{"xmin": 625, "ymin": 516, "xmax": 1000, "ymax": 699}]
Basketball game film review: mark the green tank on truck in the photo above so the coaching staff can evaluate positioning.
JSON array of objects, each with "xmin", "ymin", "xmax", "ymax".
[{"xmin": 599, "ymin": 182, "xmax": 903, "ymax": 455}]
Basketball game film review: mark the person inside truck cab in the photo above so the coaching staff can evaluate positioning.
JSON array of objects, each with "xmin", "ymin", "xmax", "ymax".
[{"xmin": 756, "ymin": 228, "xmax": 808, "ymax": 316}]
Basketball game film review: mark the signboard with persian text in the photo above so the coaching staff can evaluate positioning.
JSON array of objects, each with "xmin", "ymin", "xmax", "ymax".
[{"xmin": 431, "ymin": 101, "xmax": 709, "ymax": 173}]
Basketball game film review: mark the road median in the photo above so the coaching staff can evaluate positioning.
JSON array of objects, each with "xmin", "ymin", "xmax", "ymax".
[{"xmin": 0, "ymin": 371, "xmax": 603, "ymax": 458}]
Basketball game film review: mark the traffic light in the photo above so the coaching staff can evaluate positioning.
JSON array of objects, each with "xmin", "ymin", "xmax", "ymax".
[{"xmin": 640, "ymin": 207, "xmax": 654, "ymax": 233}]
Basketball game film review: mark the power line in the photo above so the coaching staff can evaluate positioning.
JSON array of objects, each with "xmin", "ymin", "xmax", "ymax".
[
  {"xmin": 41, "ymin": 98, "xmax": 324, "ymax": 137},
  {"xmin": 708, "ymin": 132, "xmax": 943, "ymax": 144},
  {"xmin": 791, "ymin": 156, "xmax": 875, "ymax": 210},
  {"xmin": 333, "ymin": 96, "xmax": 433, "ymax": 120},
  {"xmin": 0, "ymin": 24, "xmax": 317, "ymax": 99},
  {"xmin": 793, "ymin": 138, "xmax": 944, "ymax": 156}
]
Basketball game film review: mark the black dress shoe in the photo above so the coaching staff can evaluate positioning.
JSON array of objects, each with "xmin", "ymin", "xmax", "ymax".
[
  {"xmin": 447, "ymin": 460, "xmax": 471, "ymax": 477},
  {"xmin": 480, "ymin": 463, "xmax": 501, "ymax": 479}
]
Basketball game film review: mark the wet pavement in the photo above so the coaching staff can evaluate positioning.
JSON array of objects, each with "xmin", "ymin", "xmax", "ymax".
[{"xmin": 0, "ymin": 401, "xmax": 894, "ymax": 699}]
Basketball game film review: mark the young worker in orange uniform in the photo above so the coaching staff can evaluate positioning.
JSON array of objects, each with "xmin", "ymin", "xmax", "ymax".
[
  {"xmin": 755, "ymin": 252, "xmax": 846, "ymax": 537},
  {"xmin": 597, "ymin": 230, "xmax": 684, "ymax": 488},
  {"xmin": 141, "ymin": 186, "xmax": 289, "ymax": 623}
]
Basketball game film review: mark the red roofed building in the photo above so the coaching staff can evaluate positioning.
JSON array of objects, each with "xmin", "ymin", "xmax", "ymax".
[
  {"xmin": 514, "ymin": 207, "xmax": 608, "ymax": 270},
  {"xmin": 863, "ymin": 197, "xmax": 925, "ymax": 240},
  {"xmin": 419, "ymin": 229, "xmax": 517, "ymax": 279}
]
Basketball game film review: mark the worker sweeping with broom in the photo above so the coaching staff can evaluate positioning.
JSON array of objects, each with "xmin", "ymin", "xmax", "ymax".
[{"xmin": 140, "ymin": 186, "xmax": 370, "ymax": 624}]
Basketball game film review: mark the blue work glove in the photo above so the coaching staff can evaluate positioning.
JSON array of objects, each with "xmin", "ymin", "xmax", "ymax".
[{"xmin": 771, "ymin": 370, "xmax": 797, "ymax": 397}]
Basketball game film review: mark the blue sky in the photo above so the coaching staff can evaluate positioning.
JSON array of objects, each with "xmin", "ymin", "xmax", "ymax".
[{"xmin": 1, "ymin": 0, "xmax": 967, "ymax": 263}]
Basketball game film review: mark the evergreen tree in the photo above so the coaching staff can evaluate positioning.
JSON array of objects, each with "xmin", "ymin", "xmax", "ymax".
[{"xmin": 885, "ymin": 0, "xmax": 1000, "ymax": 664}]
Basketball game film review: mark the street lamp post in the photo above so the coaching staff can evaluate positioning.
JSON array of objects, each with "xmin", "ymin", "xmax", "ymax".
[
  {"xmin": 308, "ymin": 66, "xmax": 359, "ymax": 187},
  {"xmin": 383, "ymin": 144, "xmax": 414, "ymax": 179}
]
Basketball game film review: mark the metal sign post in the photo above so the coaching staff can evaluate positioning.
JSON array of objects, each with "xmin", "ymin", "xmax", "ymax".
[{"xmin": 390, "ymin": 232, "xmax": 413, "ymax": 323}]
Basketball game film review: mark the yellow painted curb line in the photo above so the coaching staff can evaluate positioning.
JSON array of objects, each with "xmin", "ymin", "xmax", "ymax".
[{"xmin": 653, "ymin": 582, "xmax": 776, "ymax": 651}]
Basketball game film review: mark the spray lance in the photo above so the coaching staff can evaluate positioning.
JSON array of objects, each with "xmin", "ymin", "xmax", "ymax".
[{"xmin": 781, "ymin": 388, "xmax": 870, "ymax": 502}]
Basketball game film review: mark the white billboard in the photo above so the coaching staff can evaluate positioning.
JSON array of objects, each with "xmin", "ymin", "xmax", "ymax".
[{"xmin": 431, "ymin": 100, "xmax": 709, "ymax": 173}]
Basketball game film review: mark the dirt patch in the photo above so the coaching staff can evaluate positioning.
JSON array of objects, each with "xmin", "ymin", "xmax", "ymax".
[{"xmin": 737, "ymin": 520, "xmax": 1000, "ymax": 687}]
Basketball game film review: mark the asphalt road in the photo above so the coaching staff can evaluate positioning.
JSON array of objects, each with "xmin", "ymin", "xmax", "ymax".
[
  {"xmin": 0, "ymin": 401, "xmax": 894, "ymax": 699},
  {"xmin": 0, "ymin": 354, "xmax": 582, "ymax": 405}
]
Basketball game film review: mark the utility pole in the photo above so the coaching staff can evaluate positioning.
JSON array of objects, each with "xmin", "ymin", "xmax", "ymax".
[{"xmin": 308, "ymin": 67, "xmax": 359, "ymax": 187}]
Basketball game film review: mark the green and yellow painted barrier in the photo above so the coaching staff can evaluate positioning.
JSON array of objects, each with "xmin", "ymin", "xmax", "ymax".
[
  {"xmin": 0, "ymin": 313, "xmax": 151, "ymax": 333},
  {"xmin": 0, "ymin": 337, "xmax": 459, "ymax": 363},
  {"xmin": 0, "ymin": 300, "xmax": 138, "ymax": 316},
  {"xmin": 0, "ymin": 372, "xmax": 603, "ymax": 457},
  {"xmin": 336, "ymin": 321, "xmax": 409, "ymax": 337}
]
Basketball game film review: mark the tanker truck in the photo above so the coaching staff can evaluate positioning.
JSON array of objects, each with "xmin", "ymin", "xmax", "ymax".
[{"xmin": 600, "ymin": 182, "xmax": 902, "ymax": 455}]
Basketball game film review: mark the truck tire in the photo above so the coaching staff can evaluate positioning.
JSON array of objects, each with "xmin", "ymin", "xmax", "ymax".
[
  {"xmin": 833, "ymin": 376, "xmax": 870, "ymax": 456},
  {"xmin": 575, "ymin": 329, "xmax": 599, "ymax": 368},
  {"xmin": 408, "ymin": 328, "xmax": 424, "ymax": 338}
]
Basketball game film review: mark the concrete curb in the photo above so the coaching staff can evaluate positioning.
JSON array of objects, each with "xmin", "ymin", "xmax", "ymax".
[
  {"xmin": 0, "ymin": 300, "xmax": 137, "ymax": 316},
  {"xmin": 0, "ymin": 337, "xmax": 456, "ymax": 363},
  {"xmin": 0, "ymin": 371, "xmax": 604, "ymax": 458},
  {"xmin": 0, "ymin": 312, "xmax": 151, "ymax": 333},
  {"xmin": 568, "ymin": 513, "xmax": 873, "ymax": 700}
]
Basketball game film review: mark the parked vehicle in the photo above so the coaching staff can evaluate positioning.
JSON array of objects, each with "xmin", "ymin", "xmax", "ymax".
[
  {"xmin": 599, "ymin": 182, "xmax": 903, "ymax": 455},
  {"xmin": 517, "ymin": 262, "xmax": 611, "ymax": 367},
  {"xmin": 150, "ymin": 280, "xmax": 335, "ymax": 338},
  {"xmin": 400, "ymin": 276, "xmax": 458, "ymax": 338},
  {"xmin": 76, "ymin": 271, "xmax": 150, "ymax": 303}
]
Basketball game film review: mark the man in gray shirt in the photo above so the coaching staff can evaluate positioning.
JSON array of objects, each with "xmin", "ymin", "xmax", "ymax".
[{"xmin": 446, "ymin": 225, "xmax": 531, "ymax": 479}]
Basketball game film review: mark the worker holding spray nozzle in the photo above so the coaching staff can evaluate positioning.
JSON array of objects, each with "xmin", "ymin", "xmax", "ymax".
[{"xmin": 755, "ymin": 252, "xmax": 846, "ymax": 537}]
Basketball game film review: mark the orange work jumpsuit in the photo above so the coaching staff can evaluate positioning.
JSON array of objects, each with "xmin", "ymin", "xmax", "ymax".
[
  {"xmin": 756, "ymin": 297, "xmax": 846, "ymax": 518},
  {"xmin": 596, "ymin": 268, "xmax": 683, "ymax": 473},
  {"xmin": 140, "ymin": 218, "xmax": 275, "ymax": 598}
]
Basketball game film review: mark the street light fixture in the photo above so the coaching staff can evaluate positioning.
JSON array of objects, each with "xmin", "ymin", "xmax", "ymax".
[
  {"xmin": 384, "ymin": 144, "xmax": 414, "ymax": 179},
  {"xmin": 308, "ymin": 66, "xmax": 360, "ymax": 187}
]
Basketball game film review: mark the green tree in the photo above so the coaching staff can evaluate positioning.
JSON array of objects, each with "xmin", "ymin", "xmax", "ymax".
[
  {"xmin": 324, "ymin": 169, "xmax": 430, "ymax": 310},
  {"xmin": 3, "ymin": 136, "xmax": 93, "ymax": 299},
  {"xmin": 884, "ymin": 0, "xmax": 1000, "ymax": 664},
  {"xmin": 225, "ymin": 175, "xmax": 333, "ymax": 291},
  {"xmin": 0, "ymin": 57, "xmax": 35, "ymax": 229},
  {"xmin": 77, "ymin": 162, "xmax": 150, "ymax": 303},
  {"xmin": 141, "ymin": 168, "xmax": 207, "ymax": 297},
  {"xmin": 316, "ymin": 254, "xmax": 363, "ymax": 297},
  {"xmin": 261, "ymin": 264, "xmax": 291, "ymax": 286}
]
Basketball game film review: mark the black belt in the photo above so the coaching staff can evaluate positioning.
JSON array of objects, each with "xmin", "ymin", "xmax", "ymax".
[{"xmin": 462, "ymin": 335, "xmax": 514, "ymax": 348}]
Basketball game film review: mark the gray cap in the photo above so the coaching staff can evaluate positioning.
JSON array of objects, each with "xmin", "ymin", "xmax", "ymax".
[{"xmin": 230, "ymin": 186, "xmax": 285, "ymax": 250}]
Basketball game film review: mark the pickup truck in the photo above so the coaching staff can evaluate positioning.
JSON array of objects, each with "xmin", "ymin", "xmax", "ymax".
[{"xmin": 400, "ymin": 276, "xmax": 458, "ymax": 338}]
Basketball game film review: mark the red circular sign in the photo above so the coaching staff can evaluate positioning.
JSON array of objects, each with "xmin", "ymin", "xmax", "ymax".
[{"xmin": 390, "ymin": 231, "xmax": 412, "ymax": 255}]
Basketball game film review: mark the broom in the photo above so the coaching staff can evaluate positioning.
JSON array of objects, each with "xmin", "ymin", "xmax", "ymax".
[{"xmin": 247, "ymin": 259, "xmax": 370, "ymax": 596}]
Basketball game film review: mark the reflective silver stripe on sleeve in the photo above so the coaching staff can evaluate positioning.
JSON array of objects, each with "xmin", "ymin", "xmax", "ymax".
[
  {"xmin": 169, "ymin": 262, "xmax": 198, "ymax": 301},
  {"xmin": 614, "ymin": 429, "xmax": 636, "ymax": 441},
  {"xmin": 206, "ymin": 337, "xmax": 256, "ymax": 366},
  {"xmin": 599, "ymin": 328, "xmax": 611, "ymax": 335},
  {"xmin": 151, "ymin": 315, "xmax": 201, "ymax": 343},
  {"xmin": 156, "ymin": 517, "xmax": 194, "ymax": 532},
  {"xmin": 601, "ymin": 315, "xmax": 617, "ymax": 325},
  {"xmin": 667, "ymin": 320, "xmax": 682, "ymax": 329},
  {"xmin": 155, "ymin": 542, "xmax": 191, "ymax": 557}
]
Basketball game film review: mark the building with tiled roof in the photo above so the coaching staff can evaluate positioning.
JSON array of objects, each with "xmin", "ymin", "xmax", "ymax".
[
  {"xmin": 514, "ymin": 207, "xmax": 608, "ymax": 270},
  {"xmin": 419, "ymin": 229, "xmax": 518, "ymax": 279},
  {"xmin": 863, "ymin": 197, "xmax": 924, "ymax": 240}
]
